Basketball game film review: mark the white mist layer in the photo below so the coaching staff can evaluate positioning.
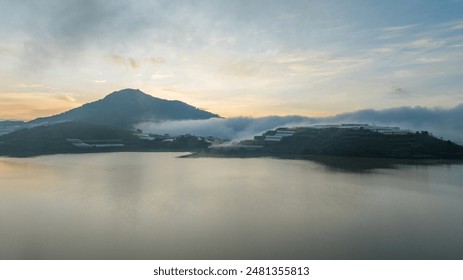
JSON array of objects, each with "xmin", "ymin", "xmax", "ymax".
[
  {"xmin": 136, "ymin": 116, "xmax": 315, "ymax": 141},
  {"xmin": 136, "ymin": 104, "xmax": 463, "ymax": 144}
]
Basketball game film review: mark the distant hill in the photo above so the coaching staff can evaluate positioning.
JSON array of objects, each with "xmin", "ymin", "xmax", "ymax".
[
  {"xmin": 0, "ymin": 120, "xmax": 25, "ymax": 126},
  {"xmin": 28, "ymin": 88, "xmax": 220, "ymax": 128},
  {"xmin": 0, "ymin": 120, "xmax": 25, "ymax": 136},
  {"xmin": 205, "ymin": 127, "xmax": 463, "ymax": 159},
  {"xmin": 271, "ymin": 128, "xmax": 463, "ymax": 159},
  {"xmin": 0, "ymin": 122, "xmax": 137, "ymax": 156},
  {"xmin": 0, "ymin": 122, "xmax": 213, "ymax": 157}
]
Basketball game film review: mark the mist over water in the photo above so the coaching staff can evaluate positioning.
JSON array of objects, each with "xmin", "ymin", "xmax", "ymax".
[
  {"xmin": 137, "ymin": 104, "xmax": 463, "ymax": 144},
  {"xmin": 137, "ymin": 116, "xmax": 315, "ymax": 141},
  {"xmin": 1, "ymin": 153, "xmax": 463, "ymax": 259}
]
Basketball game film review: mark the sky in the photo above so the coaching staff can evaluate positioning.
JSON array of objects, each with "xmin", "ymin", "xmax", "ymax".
[{"xmin": 1, "ymin": 0, "xmax": 463, "ymax": 120}]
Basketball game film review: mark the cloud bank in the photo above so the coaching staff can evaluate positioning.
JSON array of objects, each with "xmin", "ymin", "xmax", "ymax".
[
  {"xmin": 327, "ymin": 104, "xmax": 463, "ymax": 144},
  {"xmin": 137, "ymin": 104, "xmax": 463, "ymax": 144},
  {"xmin": 137, "ymin": 116, "xmax": 315, "ymax": 141}
]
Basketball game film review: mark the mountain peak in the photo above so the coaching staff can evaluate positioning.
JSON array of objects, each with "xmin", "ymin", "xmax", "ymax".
[
  {"xmin": 106, "ymin": 88, "xmax": 144, "ymax": 96},
  {"xmin": 104, "ymin": 88, "xmax": 158, "ymax": 100}
]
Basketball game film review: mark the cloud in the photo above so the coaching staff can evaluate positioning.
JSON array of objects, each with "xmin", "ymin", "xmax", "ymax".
[
  {"xmin": 392, "ymin": 70, "xmax": 415, "ymax": 78},
  {"xmin": 106, "ymin": 54, "xmax": 165, "ymax": 69},
  {"xmin": 450, "ymin": 21, "xmax": 463, "ymax": 30},
  {"xmin": 274, "ymin": 54, "xmax": 310, "ymax": 63},
  {"xmin": 151, "ymin": 72, "xmax": 175, "ymax": 80},
  {"xmin": 407, "ymin": 38, "xmax": 446, "ymax": 49},
  {"xmin": 391, "ymin": 86, "xmax": 407, "ymax": 95},
  {"xmin": 415, "ymin": 57, "xmax": 445, "ymax": 64},
  {"xmin": 18, "ymin": 83, "xmax": 48, "ymax": 88},
  {"xmin": 381, "ymin": 24, "xmax": 418, "ymax": 32},
  {"xmin": 19, "ymin": 41, "xmax": 57, "ymax": 73},
  {"xmin": 5, "ymin": 0, "xmax": 148, "ymax": 47},
  {"xmin": 137, "ymin": 116, "xmax": 315, "ymax": 141},
  {"xmin": 0, "ymin": 92, "xmax": 79, "ymax": 120},
  {"xmin": 3, "ymin": 0, "xmax": 164, "ymax": 73},
  {"xmin": 137, "ymin": 104, "xmax": 463, "ymax": 144},
  {"xmin": 106, "ymin": 54, "xmax": 140, "ymax": 69},
  {"xmin": 327, "ymin": 104, "xmax": 463, "ymax": 144},
  {"xmin": 145, "ymin": 57, "xmax": 166, "ymax": 64}
]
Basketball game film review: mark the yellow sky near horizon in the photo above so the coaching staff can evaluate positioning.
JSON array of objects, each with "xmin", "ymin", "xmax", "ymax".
[
  {"xmin": 0, "ymin": 93, "xmax": 79, "ymax": 120},
  {"xmin": 0, "ymin": 89, "xmax": 335, "ymax": 121},
  {"xmin": 1, "ymin": 1, "xmax": 463, "ymax": 121}
]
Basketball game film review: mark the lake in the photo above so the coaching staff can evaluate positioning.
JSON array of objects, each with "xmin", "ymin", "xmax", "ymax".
[{"xmin": 0, "ymin": 152, "xmax": 462, "ymax": 259}]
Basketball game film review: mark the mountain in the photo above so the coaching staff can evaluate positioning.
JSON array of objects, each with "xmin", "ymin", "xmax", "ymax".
[{"xmin": 28, "ymin": 88, "xmax": 220, "ymax": 128}]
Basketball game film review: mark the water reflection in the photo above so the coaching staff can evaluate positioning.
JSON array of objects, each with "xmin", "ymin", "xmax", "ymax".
[
  {"xmin": 1, "ymin": 153, "xmax": 463, "ymax": 259},
  {"xmin": 302, "ymin": 155, "xmax": 398, "ymax": 172},
  {"xmin": 301, "ymin": 155, "xmax": 463, "ymax": 173}
]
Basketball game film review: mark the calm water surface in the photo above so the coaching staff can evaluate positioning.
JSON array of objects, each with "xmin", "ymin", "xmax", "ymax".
[{"xmin": 0, "ymin": 152, "xmax": 462, "ymax": 259}]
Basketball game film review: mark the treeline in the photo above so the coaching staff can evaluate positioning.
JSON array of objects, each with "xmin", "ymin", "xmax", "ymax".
[{"xmin": 261, "ymin": 128, "xmax": 463, "ymax": 159}]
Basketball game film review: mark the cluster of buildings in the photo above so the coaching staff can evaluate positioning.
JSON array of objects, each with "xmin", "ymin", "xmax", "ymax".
[
  {"xmin": 311, "ymin": 124, "xmax": 414, "ymax": 135},
  {"xmin": 264, "ymin": 129, "xmax": 296, "ymax": 142},
  {"xmin": 67, "ymin": 139, "xmax": 125, "ymax": 148},
  {"xmin": 254, "ymin": 124, "xmax": 415, "ymax": 144},
  {"xmin": 138, "ymin": 123, "xmax": 417, "ymax": 152}
]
